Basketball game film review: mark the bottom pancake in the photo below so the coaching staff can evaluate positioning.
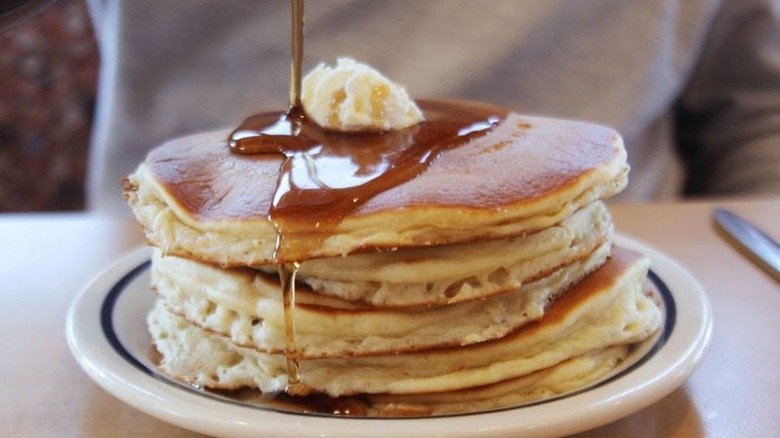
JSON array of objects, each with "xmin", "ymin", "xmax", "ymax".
[
  {"xmin": 366, "ymin": 345, "xmax": 630, "ymax": 416},
  {"xmin": 148, "ymin": 247, "xmax": 662, "ymax": 409}
]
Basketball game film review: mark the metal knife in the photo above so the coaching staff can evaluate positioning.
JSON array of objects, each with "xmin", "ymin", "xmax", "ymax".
[{"xmin": 713, "ymin": 208, "xmax": 780, "ymax": 283}]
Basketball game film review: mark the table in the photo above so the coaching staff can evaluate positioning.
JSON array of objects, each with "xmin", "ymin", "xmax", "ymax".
[{"xmin": 2, "ymin": 199, "xmax": 778, "ymax": 437}]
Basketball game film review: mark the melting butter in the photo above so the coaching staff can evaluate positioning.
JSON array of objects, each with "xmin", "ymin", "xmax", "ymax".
[{"xmin": 302, "ymin": 58, "xmax": 424, "ymax": 132}]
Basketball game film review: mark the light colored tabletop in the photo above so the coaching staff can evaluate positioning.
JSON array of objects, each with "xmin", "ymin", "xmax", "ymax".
[{"xmin": 1, "ymin": 198, "xmax": 778, "ymax": 437}]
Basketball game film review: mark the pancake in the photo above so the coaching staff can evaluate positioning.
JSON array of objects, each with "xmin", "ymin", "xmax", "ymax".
[
  {"xmin": 367, "ymin": 345, "xmax": 630, "ymax": 416},
  {"xmin": 148, "ymin": 247, "xmax": 661, "ymax": 400},
  {"xmin": 294, "ymin": 200, "xmax": 613, "ymax": 307},
  {"xmin": 124, "ymin": 103, "xmax": 628, "ymax": 265}
]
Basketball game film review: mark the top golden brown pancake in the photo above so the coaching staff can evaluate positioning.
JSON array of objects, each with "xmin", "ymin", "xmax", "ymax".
[{"xmin": 124, "ymin": 100, "xmax": 628, "ymax": 264}]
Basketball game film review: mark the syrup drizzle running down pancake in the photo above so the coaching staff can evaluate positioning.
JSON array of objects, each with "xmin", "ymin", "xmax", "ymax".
[
  {"xmin": 228, "ymin": 101, "xmax": 507, "ymax": 243},
  {"xmin": 227, "ymin": 100, "xmax": 506, "ymax": 392},
  {"xmin": 224, "ymin": 0, "xmax": 501, "ymax": 393}
]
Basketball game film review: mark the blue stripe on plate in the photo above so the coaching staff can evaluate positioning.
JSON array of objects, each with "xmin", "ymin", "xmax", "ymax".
[{"xmin": 100, "ymin": 260, "xmax": 153, "ymax": 376}]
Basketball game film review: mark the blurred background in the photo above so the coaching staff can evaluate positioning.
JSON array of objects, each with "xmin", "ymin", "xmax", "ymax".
[{"xmin": 0, "ymin": 0, "xmax": 97, "ymax": 212}]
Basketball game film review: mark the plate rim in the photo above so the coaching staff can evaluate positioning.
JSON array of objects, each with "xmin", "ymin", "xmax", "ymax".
[{"xmin": 66, "ymin": 234, "xmax": 713, "ymax": 438}]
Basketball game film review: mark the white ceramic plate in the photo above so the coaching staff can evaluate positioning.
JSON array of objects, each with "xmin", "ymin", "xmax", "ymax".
[{"xmin": 66, "ymin": 235, "xmax": 712, "ymax": 438}]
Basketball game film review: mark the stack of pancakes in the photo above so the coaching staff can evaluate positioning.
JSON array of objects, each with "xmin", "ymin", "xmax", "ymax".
[{"xmin": 124, "ymin": 106, "xmax": 662, "ymax": 415}]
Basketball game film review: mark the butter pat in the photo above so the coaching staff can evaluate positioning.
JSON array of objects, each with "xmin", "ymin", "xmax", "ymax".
[{"xmin": 302, "ymin": 58, "xmax": 424, "ymax": 132}]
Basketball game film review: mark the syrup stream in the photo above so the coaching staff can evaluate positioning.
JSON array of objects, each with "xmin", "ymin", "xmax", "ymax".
[
  {"xmin": 279, "ymin": 261, "xmax": 301, "ymax": 387},
  {"xmin": 289, "ymin": 0, "xmax": 304, "ymax": 108},
  {"xmin": 278, "ymin": 0, "xmax": 305, "ymax": 391}
]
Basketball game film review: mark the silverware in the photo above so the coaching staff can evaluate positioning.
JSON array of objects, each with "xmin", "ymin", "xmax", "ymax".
[{"xmin": 713, "ymin": 208, "xmax": 780, "ymax": 283}]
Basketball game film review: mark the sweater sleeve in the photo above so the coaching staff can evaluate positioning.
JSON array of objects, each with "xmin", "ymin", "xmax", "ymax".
[{"xmin": 676, "ymin": 0, "xmax": 780, "ymax": 196}]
